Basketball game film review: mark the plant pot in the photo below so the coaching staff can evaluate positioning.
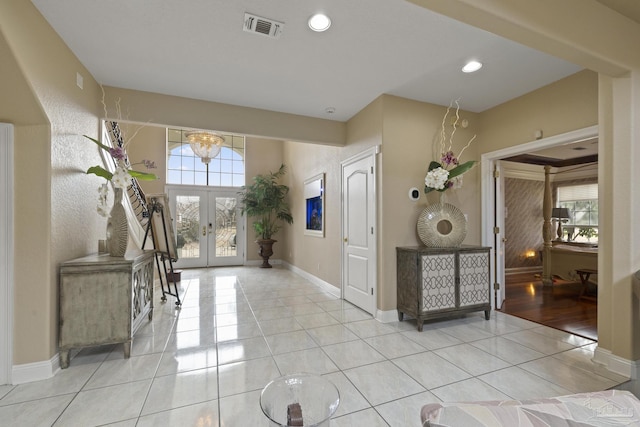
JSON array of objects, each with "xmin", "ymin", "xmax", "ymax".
[{"xmin": 256, "ymin": 238, "xmax": 277, "ymax": 268}]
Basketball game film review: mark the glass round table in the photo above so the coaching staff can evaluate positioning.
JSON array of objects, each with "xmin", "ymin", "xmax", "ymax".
[{"xmin": 260, "ymin": 373, "xmax": 340, "ymax": 426}]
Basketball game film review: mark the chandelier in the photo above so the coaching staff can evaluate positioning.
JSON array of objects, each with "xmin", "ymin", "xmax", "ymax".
[{"xmin": 185, "ymin": 131, "xmax": 224, "ymax": 164}]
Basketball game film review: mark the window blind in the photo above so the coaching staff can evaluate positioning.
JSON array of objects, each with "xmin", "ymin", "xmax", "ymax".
[{"xmin": 558, "ymin": 183, "xmax": 598, "ymax": 201}]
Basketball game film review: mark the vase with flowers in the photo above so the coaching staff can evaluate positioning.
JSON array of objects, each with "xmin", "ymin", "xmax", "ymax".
[
  {"xmin": 84, "ymin": 134, "xmax": 157, "ymax": 256},
  {"xmin": 418, "ymin": 100, "xmax": 477, "ymax": 247}
]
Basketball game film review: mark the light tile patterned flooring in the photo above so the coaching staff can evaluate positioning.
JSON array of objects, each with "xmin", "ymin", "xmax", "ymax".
[{"xmin": 0, "ymin": 266, "xmax": 633, "ymax": 426}]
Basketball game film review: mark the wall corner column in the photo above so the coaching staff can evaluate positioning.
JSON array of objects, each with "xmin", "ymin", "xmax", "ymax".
[{"xmin": 597, "ymin": 71, "xmax": 640, "ymax": 368}]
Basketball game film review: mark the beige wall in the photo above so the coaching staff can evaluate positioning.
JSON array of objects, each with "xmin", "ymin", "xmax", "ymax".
[
  {"xmin": 243, "ymin": 137, "xmax": 286, "ymax": 263},
  {"xmin": 103, "ymin": 86, "xmax": 346, "ymax": 146},
  {"xmin": 378, "ymin": 95, "xmax": 481, "ymax": 311},
  {"xmin": 13, "ymin": 124, "xmax": 51, "ymax": 363},
  {"xmin": 504, "ymin": 178, "xmax": 545, "ymax": 269},
  {"xmin": 0, "ymin": 29, "xmax": 47, "ymax": 126},
  {"xmin": 121, "ymin": 124, "xmax": 168, "ymax": 196},
  {"xmin": 1, "ymin": 1, "xmax": 103, "ymax": 365},
  {"xmin": 480, "ymin": 70, "xmax": 598, "ymax": 152},
  {"xmin": 597, "ymin": 73, "xmax": 640, "ymax": 361},
  {"xmin": 283, "ymin": 141, "xmax": 342, "ymax": 288}
]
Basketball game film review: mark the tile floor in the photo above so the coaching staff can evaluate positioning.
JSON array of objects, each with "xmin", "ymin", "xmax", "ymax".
[{"xmin": 0, "ymin": 266, "xmax": 634, "ymax": 426}]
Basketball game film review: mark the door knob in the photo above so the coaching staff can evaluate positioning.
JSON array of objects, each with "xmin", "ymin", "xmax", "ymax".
[
  {"xmin": 202, "ymin": 226, "xmax": 206, "ymax": 236},
  {"xmin": 344, "ymin": 237, "xmax": 348, "ymax": 243}
]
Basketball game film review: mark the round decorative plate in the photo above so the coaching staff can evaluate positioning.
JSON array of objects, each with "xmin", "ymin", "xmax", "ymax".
[{"xmin": 417, "ymin": 202, "xmax": 467, "ymax": 247}]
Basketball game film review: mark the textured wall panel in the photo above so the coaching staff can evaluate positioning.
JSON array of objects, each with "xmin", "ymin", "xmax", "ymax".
[
  {"xmin": 421, "ymin": 254, "xmax": 456, "ymax": 311},
  {"xmin": 459, "ymin": 252, "xmax": 490, "ymax": 306},
  {"xmin": 505, "ymin": 178, "xmax": 544, "ymax": 269}
]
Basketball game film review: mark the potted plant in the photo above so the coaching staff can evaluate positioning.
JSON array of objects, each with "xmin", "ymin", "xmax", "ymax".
[
  {"xmin": 239, "ymin": 164, "xmax": 293, "ymax": 268},
  {"xmin": 578, "ymin": 226, "xmax": 598, "ymax": 242}
]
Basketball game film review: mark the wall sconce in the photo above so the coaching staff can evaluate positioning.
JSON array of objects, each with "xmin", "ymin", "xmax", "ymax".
[
  {"xmin": 524, "ymin": 250, "xmax": 537, "ymax": 259},
  {"xmin": 551, "ymin": 207, "xmax": 571, "ymax": 241}
]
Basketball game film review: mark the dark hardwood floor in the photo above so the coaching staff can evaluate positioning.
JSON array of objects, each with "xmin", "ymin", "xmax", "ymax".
[{"xmin": 499, "ymin": 272, "xmax": 598, "ymax": 341}]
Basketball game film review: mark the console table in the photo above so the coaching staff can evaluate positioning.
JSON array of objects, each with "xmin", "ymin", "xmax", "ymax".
[
  {"xmin": 396, "ymin": 246, "xmax": 491, "ymax": 331},
  {"xmin": 59, "ymin": 250, "xmax": 154, "ymax": 368}
]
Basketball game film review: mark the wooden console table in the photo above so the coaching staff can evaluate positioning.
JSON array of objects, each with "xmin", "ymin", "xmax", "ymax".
[
  {"xmin": 58, "ymin": 250, "xmax": 154, "ymax": 368},
  {"xmin": 396, "ymin": 246, "xmax": 491, "ymax": 331}
]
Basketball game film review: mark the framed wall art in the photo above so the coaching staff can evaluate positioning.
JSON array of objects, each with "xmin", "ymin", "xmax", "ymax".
[{"xmin": 304, "ymin": 173, "xmax": 324, "ymax": 237}]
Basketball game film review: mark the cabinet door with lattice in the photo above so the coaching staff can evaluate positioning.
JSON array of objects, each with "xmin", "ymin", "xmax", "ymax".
[
  {"xmin": 421, "ymin": 253, "xmax": 456, "ymax": 312},
  {"xmin": 458, "ymin": 251, "xmax": 490, "ymax": 307}
]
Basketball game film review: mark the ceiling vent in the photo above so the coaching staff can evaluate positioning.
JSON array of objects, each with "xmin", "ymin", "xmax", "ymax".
[{"xmin": 243, "ymin": 13, "xmax": 284, "ymax": 39}]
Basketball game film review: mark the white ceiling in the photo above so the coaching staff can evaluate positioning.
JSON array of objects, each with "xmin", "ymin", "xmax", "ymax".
[{"xmin": 31, "ymin": 0, "xmax": 585, "ymax": 122}]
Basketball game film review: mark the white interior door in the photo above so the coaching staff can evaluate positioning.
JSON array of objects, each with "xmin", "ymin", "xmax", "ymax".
[
  {"xmin": 342, "ymin": 148, "xmax": 377, "ymax": 315},
  {"xmin": 168, "ymin": 186, "xmax": 243, "ymax": 268},
  {"xmin": 494, "ymin": 161, "xmax": 506, "ymax": 309},
  {"xmin": 0, "ymin": 123, "xmax": 13, "ymax": 385}
]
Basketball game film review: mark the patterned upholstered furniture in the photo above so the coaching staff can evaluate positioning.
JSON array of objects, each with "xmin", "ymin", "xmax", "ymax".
[
  {"xmin": 396, "ymin": 246, "xmax": 491, "ymax": 331},
  {"xmin": 421, "ymin": 390, "xmax": 640, "ymax": 426}
]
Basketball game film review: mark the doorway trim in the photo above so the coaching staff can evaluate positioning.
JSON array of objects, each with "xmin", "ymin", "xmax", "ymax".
[
  {"xmin": 480, "ymin": 125, "xmax": 598, "ymax": 310},
  {"xmin": 0, "ymin": 123, "xmax": 14, "ymax": 385}
]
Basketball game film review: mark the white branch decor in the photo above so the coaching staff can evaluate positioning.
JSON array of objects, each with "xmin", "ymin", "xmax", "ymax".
[{"xmin": 424, "ymin": 99, "xmax": 477, "ymax": 194}]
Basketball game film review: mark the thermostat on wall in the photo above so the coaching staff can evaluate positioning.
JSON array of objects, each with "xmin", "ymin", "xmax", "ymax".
[{"xmin": 409, "ymin": 187, "xmax": 420, "ymax": 201}]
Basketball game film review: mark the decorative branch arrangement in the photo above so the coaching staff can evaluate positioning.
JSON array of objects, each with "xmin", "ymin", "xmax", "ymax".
[
  {"xmin": 84, "ymin": 86, "xmax": 157, "ymax": 217},
  {"xmin": 424, "ymin": 99, "xmax": 477, "ymax": 194}
]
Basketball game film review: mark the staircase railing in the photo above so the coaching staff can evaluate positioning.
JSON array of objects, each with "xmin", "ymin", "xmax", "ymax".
[{"xmin": 100, "ymin": 121, "xmax": 150, "ymax": 249}]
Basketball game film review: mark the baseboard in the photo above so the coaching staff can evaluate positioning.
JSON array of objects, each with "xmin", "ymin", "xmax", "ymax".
[
  {"xmin": 375, "ymin": 309, "xmax": 399, "ymax": 324},
  {"xmin": 12, "ymin": 353, "xmax": 60, "ymax": 384},
  {"xmin": 505, "ymin": 267, "xmax": 542, "ymax": 275},
  {"xmin": 593, "ymin": 346, "xmax": 640, "ymax": 379},
  {"xmin": 281, "ymin": 262, "xmax": 341, "ymax": 298},
  {"xmin": 245, "ymin": 259, "xmax": 282, "ymax": 267}
]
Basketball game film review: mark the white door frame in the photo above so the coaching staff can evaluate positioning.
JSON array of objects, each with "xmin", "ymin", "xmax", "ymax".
[
  {"xmin": 341, "ymin": 146, "xmax": 379, "ymax": 315},
  {"xmin": 481, "ymin": 125, "xmax": 598, "ymax": 310},
  {"xmin": 0, "ymin": 123, "xmax": 14, "ymax": 385},
  {"xmin": 493, "ymin": 160, "xmax": 506, "ymax": 309}
]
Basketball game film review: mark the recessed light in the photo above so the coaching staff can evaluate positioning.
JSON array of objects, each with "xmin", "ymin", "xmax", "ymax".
[
  {"xmin": 308, "ymin": 13, "xmax": 331, "ymax": 32},
  {"xmin": 462, "ymin": 60, "xmax": 483, "ymax": 73}
]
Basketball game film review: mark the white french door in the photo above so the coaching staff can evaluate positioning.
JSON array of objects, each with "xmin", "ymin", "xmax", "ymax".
[{"xmin": 167, "ymin": 186, "xmax": 244, "ymax": 268}]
